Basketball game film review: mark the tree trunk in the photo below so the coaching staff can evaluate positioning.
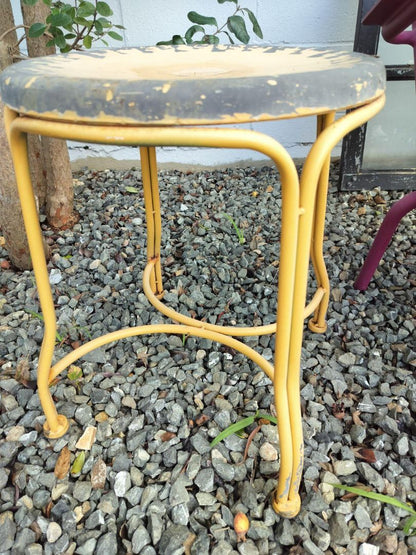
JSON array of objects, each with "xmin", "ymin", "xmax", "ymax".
[
  {"xmin": 0, "ymin": 0, "xmax": 32, "ymax": 269},
  {"xmin": 21, "ymin": 0, "xmax": 75, "ymax": 229}
]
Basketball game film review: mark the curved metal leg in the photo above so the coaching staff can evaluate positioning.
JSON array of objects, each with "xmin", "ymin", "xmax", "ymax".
[
  {"xmin": 279, "ymin": 95, "xmax": 386, "ymax": 513},
  {"xmin": 5, "ymin": 107, "xmax": 69, "ymax": 438},
  {"xmin": 354, "ymin": 191, "xmax": 416, "ymax": 290},
  {"xmin": 140, "ymin": 146, "xmax": 164, "ymax": 297},
  {"xmin": 308, "ymin": 112, "xmax": 335, "ymax": 333}
]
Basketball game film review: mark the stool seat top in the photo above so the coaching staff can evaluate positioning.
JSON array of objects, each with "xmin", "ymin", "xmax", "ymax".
[{"xmin": 0, "ymin": 45, "xmax": 385, "ymax": 126}]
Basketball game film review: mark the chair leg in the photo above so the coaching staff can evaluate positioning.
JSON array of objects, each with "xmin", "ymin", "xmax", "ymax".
[
  {"xmin": 5, "ymin": 107, "xmax": 69, "ymax": 438},
  {"xmin": 354, "ymin": 191, "xmax": 416, "ymax": 290},
  {"xmin": 308, "ymin": 112, "xmax": 336, "ymax": 333},
  {"xmin": 140, "ymin": 146, "xmax": 164, "ymax": 297}
]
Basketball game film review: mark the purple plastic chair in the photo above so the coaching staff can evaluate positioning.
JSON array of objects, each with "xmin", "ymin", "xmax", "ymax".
[{"xmin": 354, "ymin": 0, "xmax": 416, "ymax": 290}]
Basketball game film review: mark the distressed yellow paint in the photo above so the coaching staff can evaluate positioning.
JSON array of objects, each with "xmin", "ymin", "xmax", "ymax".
[
  {"xmin": 106, "ymin": 89, "xmax": 113, "ymax": 101},
  {"xmin": 267, "ymin": 79, "xmax": 278, "ymax": 86},
  {"xmin": 24, "ymin": 77, "xmax": 37, "ymax": 89},
  {"xmin": 161, "ymin": 83, "xmax": 171, "ymax": 94},
  {"xmin": 4, "ymin": 77, "xmax": 11, "ymax": 85}
]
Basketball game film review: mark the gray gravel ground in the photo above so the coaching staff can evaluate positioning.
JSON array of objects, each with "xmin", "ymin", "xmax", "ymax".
[{"xmin": 0, "ymin": 163, "xmax": 415, "ymax": 555}]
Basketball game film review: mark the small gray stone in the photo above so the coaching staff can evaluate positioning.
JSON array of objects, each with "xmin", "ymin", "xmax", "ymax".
[
  {"xmin": 26, "ymin": 544, "xmax": 44, "ymax": 555},
  {"xmin": 311, "ymin": 527, "xmax": 331, "ymax": 551},
  {"xmin": 96, "ymin": 532, "xmax": 118, "ymax": 554},
  {"xmin": 238, "ymin": 540, "xmax": 259, "ymax": 555},
  {"xmin": 277, "ymin": 518, "xmax": 295, "ymax": 546},
  {"xmin": 158, "ymin": 524, "xmax": 190, "ymax": 555},
  {"xmin": 0, "ymin": 441, "xmax": 19, "ymax": 467},
  {"xmin": 333, "ymin": 459, "xmax": 357, "ymax": 476},
  {"xmin": 171, "ymin": 503, "xmax": 189, "ymax": 525},
  {"xmin": 131, "ymin": 524, "xmax": 151, "ymax": 554},
  {"xmin": 114, "ymin": 471, "xmax": 131, "ymax": 497},
  {"xmin": 357, "ymin": 463, "xmax": 385, "ymax": 492},
  {"xmin": 46, "ymin": 521, "xmax": 62, "ymax": 543},
  {"xmin": 12, "ymin": 527, "xmax": 36, "ymax": 552},
  {"xmin": 73, "ymin": 481, "xmax": 92, "ymax": 502},
  {"xmin": 211, "ymin": 458, "xmax": 235, "ymax": 482},
  {"xmin": 338, "ymin": 352, "xmax": 356, "ymax": 367},
  {"xmin": 195, "ymin": 468, "xmax": 215, "ymax": 492},
  {"xmin": 75, "ymin": 537, "xmax": 97, "ymax": 555},
  {"xmin": 85, "ymin": 510, "xmax": 105, "ymax": 530},
  {"xmin": 355, "ymin": 503, "xmax": 374, "ymax": 529},
  {"xmin": 0, "ymin": 468, "xmax": 9, "ymax": 489},
  {"xmin": 328, "ymin": 513, "xmax": 350, "ymax": 546},
  {"xmin": 169, "ymin": 475, "xmax": 190, "ymax": 507},
  {"xmin": 394, "ymin": 435, "xmax": 409, "ymax": 456},
  {"xmin": 247, "ymin": 520, "xmax": 270, "ymax": 540},
  {"xmin": 74, "ymin": 405, "xmax": 93, "ymax": 425},
  {"xmin": 350, "ymin": 424, "xmax": 367, "ymax": 444},
  {"xmin": 190, "ymin": 434, "xmax": 211, "ymax": 455}
]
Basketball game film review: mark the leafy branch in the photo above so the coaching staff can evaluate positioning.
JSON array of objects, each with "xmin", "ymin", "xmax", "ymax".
[
  {"xmin": 21, "ymin": 0, "xmax": 124, "ymax": 53},
  {"xmin": 158, "ymin": 0, "xmax": 263, "ymax": 46}
]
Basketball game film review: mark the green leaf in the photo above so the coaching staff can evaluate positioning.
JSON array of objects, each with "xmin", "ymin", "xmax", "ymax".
[
  {"xmin": 83, "ymin": 35, "xmax": 93, "ymax": 48},
  {"xmin": 227, "ymin": 15, "xmax": 250, "ymax": 44},
  {"xmin": 223, "ymin": 31, "xmax": 235, "ymax": 44},
  {"xmin": 107, "ymin": 31, "xmax": 123, "ymax": 41},
  {"xmin": 97, "ymin": 17, "xmax": 112, "ymax": 29},
  {"xmin": 47, "ymin": 12, "xmax": 73, "ymax": 27},
  {"xmin": 403, "ymin": 515, "xmax": 416, "ymax": 535},
  {"xmin": 28, "ymin": 22, "xmax": 47, "ymax": 38},
  {"xmin": 188, "ymin": 11, "xmax": 217, "ymax": 27},
  {"xmin": 77, "ymin": 1, "xmax": 96, "ymax": 18},
  {"xmin": 156, "ymin": 40, "xmax": 173, "ymax": 46},
  {"xmin": 171, "ymin": 35, "xmax": 186, "ymax": 45},
  {"xmin": 70, "ymin": 451, "xmax": 85, "ymax": 475},
  {"xmin": 244, "ymin": 9, "xmax": 263, "ymax": 39},
  {"xmin": 54, "ymin": 34, "xmax": 67, "ymax": 51},
  {"xmin": 96, "ymin": 1, "xmax": 113, "ymax": 16},
  {"xmin": 185, "ymin": 25, "xmax": 205, "ymax": 44},
  {"xmin": 125, "ymin": 186, "xmax": 141, "ymax": 193},
  {"xmin": 217, "ymin": 0, "xmax": 238, "ymax": 3},
  {"xmin": 331, "ymin": 484, "xmax": 416, "ymax": 514},
  {"xmin": 22, "ymin": 0, "xmax": 38, "ymax": 5},
  {"xmin": 204, "ymin": 35, "xmax": 220, "ymax": 45},
  {"xmin": 94, "ymin": 20, "xmax": 103, "ymax": 34},
  {"xmin": 210, "ymin": 415, "xmax": 256, "ymax": 447}
]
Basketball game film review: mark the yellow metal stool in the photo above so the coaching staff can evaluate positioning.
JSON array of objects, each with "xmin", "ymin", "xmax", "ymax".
[{"xmin": 0, "ymin": 45, "xmax": 385, "ymax": 518}]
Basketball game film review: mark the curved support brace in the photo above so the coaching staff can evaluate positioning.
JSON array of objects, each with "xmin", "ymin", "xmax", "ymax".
[
  {"xmin": 49, "ymin": 324, "xmax": 274, "ymax": 381},
  {"xmin": 143, "ymin": 260, "xmax": 327, "ymax": 335}
]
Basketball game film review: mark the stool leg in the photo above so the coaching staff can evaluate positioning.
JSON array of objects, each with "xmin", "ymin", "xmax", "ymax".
[
  {"xmin": 5, "ymin": 107, "xmax": 69, "ymax": 438},
  {"xmin": 354, "ymin": 191, "xmax": 416, "ymax": 290},
  {"xmin": 308, "ymin": 112, "xmax": 335, "ymax": 333},
  {"xmin": 140, "ymin": 146, "xmax": 164, "ymax": 297}
]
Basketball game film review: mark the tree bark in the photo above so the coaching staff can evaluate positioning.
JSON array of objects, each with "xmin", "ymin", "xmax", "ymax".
[
  {"xmin": 21, "ymin": 0, "xmax": 75, "ymax": 229},
  {"xmin": 0, "ymin": 0, "xmax": 32, "ymax": 269}
]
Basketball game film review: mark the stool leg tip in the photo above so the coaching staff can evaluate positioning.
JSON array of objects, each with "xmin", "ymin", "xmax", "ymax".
[
  {"xmin": 308, "ymin": 319, "xmax": 327, "ymax": 334},
  {"xmin": 271, "ymin": 493, "xmax": 301, "ymax": 518},
  {"xmin": 43, "ymin": 414, "xmax": 69, "ymax": 439}
]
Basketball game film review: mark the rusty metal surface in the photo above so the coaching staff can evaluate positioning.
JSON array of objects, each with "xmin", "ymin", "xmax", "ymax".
[{"xmin": 0, "ymin": 45, "xmax": 385, "ymax": 125}]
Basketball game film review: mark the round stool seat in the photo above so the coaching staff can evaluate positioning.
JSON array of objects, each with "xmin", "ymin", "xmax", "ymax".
[{"xmin": 0, "ymin": 45, "xmax": 385, "ymax": 126}]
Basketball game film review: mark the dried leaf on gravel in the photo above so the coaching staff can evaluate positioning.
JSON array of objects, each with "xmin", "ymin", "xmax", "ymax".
[
  {"xmin": 353, "ymin": 447, "xmax": 377, "ymax": 463},
  {"xmin": 54, "ymin": 446, "xmax": 71, "ymax": 479},
  {"xmin": 160, "ymin": 431, "xmax": 176, "ymax": 442},
  {"xmin": 91, "ymin": 458, "xmax": 107, "ymax": 489},
  {"xmin": 15, "ymin": 358, "xmax": 31, "ymax": 386},
  {"xmin": 352, "ymin": 410, "xmax": 364, "ymax": 426}
]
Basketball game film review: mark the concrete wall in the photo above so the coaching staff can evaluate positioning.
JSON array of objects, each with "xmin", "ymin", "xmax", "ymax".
[{"xmin": 11, "ymin": 1, "xmax": 411, "ymax": 170}]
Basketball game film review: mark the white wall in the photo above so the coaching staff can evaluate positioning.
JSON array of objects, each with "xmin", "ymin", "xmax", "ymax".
[{"xmin": 9, "ymin": 1, "xmax": 384, "ymax": 169}]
